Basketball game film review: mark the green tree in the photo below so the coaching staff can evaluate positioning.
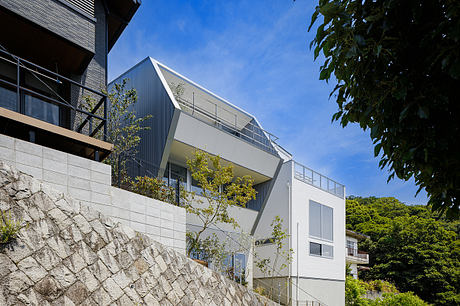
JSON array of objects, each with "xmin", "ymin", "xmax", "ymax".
[
  {"xmin": 346, "ymin": 196, "xmax": 460, "ymax": 305},
  {"xmin": 82, "ymin": 79, "xmax": 151, "ymax": 186},
  {"xmin": 185, "ymin": 150, "xmax": 257, "ymax": 259},
  {"xmin": 309, "ymin": 0, "xmax": 460, "ymax": 218}
]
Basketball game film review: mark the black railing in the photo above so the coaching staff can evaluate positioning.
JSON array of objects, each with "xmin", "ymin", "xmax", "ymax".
[{"xmin": 0, "ymin": 48, "xmax": 108, "ymax": 141}]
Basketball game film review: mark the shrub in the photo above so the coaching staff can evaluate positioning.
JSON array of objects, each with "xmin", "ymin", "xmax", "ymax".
[
  {"xmin": 0, "ymin": 212, "xmax": 22, "ymax": 244},
  {"xmin": 131, "ymin": 176, "xmax": 176, "ymax": 204},
  {"xmin": 371, "ymin": 292, "xmax": 429, "ymax": 306},
  {"xmin": 366, "ymin": 280, "xmax": 399, "ymax": 294},
  {"xmin": 346, "ymin": 276, "xmax": 370, "ymax": 306}
]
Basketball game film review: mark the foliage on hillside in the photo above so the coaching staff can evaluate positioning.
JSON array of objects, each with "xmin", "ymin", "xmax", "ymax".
[
  {"xmin": 346, "ymin": 196, "xmax": 460, "ymax": 305},
  {"xmin": 345, "ymin": 276, "xmax": 428, "ymax": 306}
]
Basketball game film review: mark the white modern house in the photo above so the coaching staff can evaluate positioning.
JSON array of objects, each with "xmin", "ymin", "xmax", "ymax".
[
  {"xmin": 111, "ymin": 57, "xmax": 346, "ymax": 305},
  {"xmin": 346, "ymin": 230, "xmax": 370, "ymax": 279}
]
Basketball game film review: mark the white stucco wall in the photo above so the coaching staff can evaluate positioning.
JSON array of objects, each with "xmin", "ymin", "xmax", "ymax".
[
  {"xmin": 174, "ymin": 112, "xmax": 280, "ymax": 178},
  {"xmin": 0, "ymin": 133, "xmax": 186, "ymax": 254},
  {"xmin": 253, "ymin": 160, "xmax": 346, "ymax": 306}
]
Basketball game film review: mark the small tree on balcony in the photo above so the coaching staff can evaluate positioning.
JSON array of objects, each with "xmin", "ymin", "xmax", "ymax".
[
  {"xmin": 185, "ymin": 150, "xmax": 257, "ymax": 262},
  {"xmin": 81, "ymin": 78, "xmax": 151, "ymax": 186}
]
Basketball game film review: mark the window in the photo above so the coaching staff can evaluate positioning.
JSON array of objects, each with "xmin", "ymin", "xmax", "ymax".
[
  {"xmin": 191, "ymin": 177, "xmax": 203, "ymax": 194},
  {"xmin": 309, "ymin": 201, "xmax": 333, "ymax": 241},
  {"xmin": 163, "ymin": 162, "xmax": 187, "ymax": 188},
  {"xmin": 309, "ymin": 242, "xmax": 334, "ymax": 258},
  {"xmin": 0, "ymin": 86, "xmax": 17, "ymax": 111},
  {"xmin": 25, "ymin": 95, "xmax": 59, "ymax": 125},
  {"xmin": 310, "ymin": 242, "xmax": 321, "ymax": 256}
]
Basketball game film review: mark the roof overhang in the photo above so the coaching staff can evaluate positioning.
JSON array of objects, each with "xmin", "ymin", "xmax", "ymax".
[
  {"xmin": 104, "ymin": 0, "xmax": 141, "ymax": 52},
  {"xmin": 346, "ymin": 229, "xmax": 370, "ymax": 240},
  {"xmin": 0, "ymin": 7, "xmax": 93, "ymax": 75}
]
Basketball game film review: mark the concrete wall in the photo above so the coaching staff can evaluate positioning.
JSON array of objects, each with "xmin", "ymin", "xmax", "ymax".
[
  {"xmin": 0, "ymin": 133, "xmax": 186, "ymax": 254},
  {"xmin": 174, "ymin": 112, "xmax": 280, "ymax": 179},
  {"xmin": 291, "ymin": 277, "xmax": 345, "ymax": 306},
  {"xmin": 253, "ymin": 161, "xmax": 291, "ymax": 278}
]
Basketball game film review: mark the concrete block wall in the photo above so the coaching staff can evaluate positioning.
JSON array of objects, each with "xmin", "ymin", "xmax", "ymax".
[
  {"xmin": 110, "ymin": 187, "xmax": 186, "ymax": 254},
  {"xmin": 0, "ymin": 133, "xmax": 186, "ymax": 253}
]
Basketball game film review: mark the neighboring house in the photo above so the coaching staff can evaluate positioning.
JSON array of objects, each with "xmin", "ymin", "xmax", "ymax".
[
  {"xmin": 111, "ymin": 57, "xmax": 347, "ymax": 306},
  {"xmin": 346, "ymin": 229, "xmax": 370, "ymax": 279},
  {"xmin": 0, "ymin": 1, "xmax": 188, "ymax": 254}
]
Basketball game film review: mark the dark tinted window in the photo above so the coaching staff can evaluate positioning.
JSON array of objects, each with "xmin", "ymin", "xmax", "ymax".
[{"xmin": 309, "ymin": 242, "xmax": 321, "ymax": 256}]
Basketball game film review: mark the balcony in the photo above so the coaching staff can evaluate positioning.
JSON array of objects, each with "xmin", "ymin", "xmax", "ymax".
[
  {"xmin": 0, "ymin": 48, "xmax": 112, "ymax": 160},
  {"xmin": 346, "ymin": 247, "xmax": 369, "ymax": 264},
  {"xmin": 175, "ymin": 95, "xmax": 278, "ymax": 155},
  {"xmin": 294, "ymin": 161, "xmax": 345, "ymax": 198}
]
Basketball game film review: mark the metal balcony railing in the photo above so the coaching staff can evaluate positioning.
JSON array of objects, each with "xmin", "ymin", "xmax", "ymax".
[
  {"xmin": 346, "ymin": 247, "xmax": 369, "ymax": 262},
  {"xmin": 0, "ymin": 48, "xmax": 108, "ymax": 141},
  {"xmin": 175, "ymin": 95, "xmax": 278, "ymax": 155},
  {"xmin": 294, "ymin": 161, "xmax": 345, "ymax": 198}
]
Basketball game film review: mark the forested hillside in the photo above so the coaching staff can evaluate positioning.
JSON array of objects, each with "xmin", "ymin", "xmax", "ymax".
[{"xmin": 346, "ymin": 197, "xmax": 459, "ymax": 305}]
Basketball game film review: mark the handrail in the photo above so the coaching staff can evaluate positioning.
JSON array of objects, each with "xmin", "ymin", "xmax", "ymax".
[
  {"xmin": 294, "ymin": 161, "xmax": 345, "ymax": 199},
  {"xmin": 176, "ymin": 96, "xmax": 277, "ymax": 155},
  {"xmin": 346, "ymin": 247, "xmax": 369, "ymax": 260},
  {"xmin": 0, "ymin": 49, "xmax": 107, "ymax": 96},
  {"xmin": 0, "ymin": 48, "xmax": 108, "ymax": 142}
]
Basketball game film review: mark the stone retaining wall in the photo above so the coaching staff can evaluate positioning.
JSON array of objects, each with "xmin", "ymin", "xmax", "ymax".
[{"xmin": 0, "ymin": 161, "xmax": 276, "ymax": 305}]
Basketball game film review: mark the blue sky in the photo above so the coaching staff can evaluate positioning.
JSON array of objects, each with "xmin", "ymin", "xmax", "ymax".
[{"xmin": 108, "ymin": 0, "xmax": 428, "ymax": 205}]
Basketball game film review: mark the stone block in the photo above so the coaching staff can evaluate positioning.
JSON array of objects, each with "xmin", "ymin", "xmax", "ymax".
[
  {"xmin": 66, "ymin": 281, "xmax": 89, "ymax": 304},
  {"xmin": 50, "ymin": 264, "xmax": 76, "ymax": 288},
  {"xmin": 76, "ymin": 268, "xmax": 99, "ymax": 293},
  {"xmin": 35, "ymin": 246, "xmax": 61, "ymax": 271},
  {"xmin": 102, "ymin": 277, "xmax": 124, "ymax": 301}
]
